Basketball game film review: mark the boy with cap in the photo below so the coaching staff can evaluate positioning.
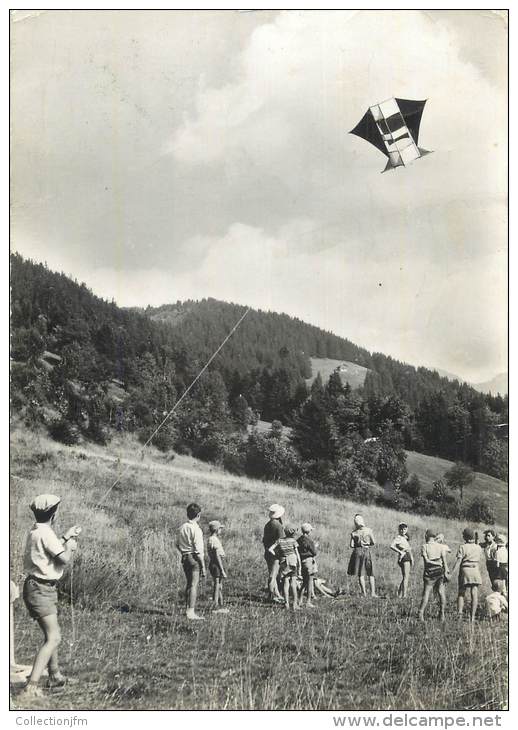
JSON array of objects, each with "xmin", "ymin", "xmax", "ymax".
[
  {"xmin": 207, "ymin": 520, "xmax": 229, "ymax": 613},
  {"xmin": 20, "ymin": 494, "xmax": 81, "ymax": 700},
  {"xmin": 175, "ymin": 502, "xmax": 206, "ymax": 620},
  {"xmin": 297, "ymin": 523, "xmax": 318, "ymax": 607}
]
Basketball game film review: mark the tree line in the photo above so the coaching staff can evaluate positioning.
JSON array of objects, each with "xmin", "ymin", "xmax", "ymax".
[{"xmin": 11, "ymin": 254, "xmax": 507, "ymax": 504}]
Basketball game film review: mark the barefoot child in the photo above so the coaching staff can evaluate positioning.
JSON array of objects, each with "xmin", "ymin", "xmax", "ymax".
[
  {"xmin": 418, "ymin": 529, "xmax": 450, "ymax": 621},
  {"xmin": 297, "ymin": 523, "xmax": 318, "ymax": 607},
  {"xmin": 347, "ymin": 514, "xmax": 377, "ymax": 597},
  {"xmin": 176, "ymin": 503, "xmax": 206, "ymax": 621},
  {"xmin": 390, "ymin": 523, "xmax": 413, "ymax": 598},
  {"xmin": 207, "ymin": 520, "xmax": 229, "ymax": 614},
  {"xmin": 19, "ymin": 494, "xmax": 81, "ymax": 700},
  {"xmin": 269, "ymin": 525, "xmax": 301, "ymax": 610},
  {"xmin": 451, "ymin": 527, "xmax": 484, "ymax": 622}
]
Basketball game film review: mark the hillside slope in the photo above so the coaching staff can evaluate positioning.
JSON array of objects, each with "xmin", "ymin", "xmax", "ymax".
[
  {"xmin": 405, "ymin": 451, "xmax": 508, "ymax": 526},
  {"xmin": 10, "ymin": 426, "xmax": 507, "ymax": 711}
]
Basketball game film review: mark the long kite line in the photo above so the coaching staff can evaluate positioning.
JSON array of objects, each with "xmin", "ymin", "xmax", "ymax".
[{"xmin": 95, "ymin": 306, "xmax": 250, "ymax": 508}]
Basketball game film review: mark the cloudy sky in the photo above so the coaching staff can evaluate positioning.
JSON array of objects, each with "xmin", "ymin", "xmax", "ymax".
[{"xmin": 11, "ymin": 10, "xmax": 507, "ymax": 383}]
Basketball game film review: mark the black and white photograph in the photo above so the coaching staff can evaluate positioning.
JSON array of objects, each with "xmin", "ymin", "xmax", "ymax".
[{"xmin": 9, "ymin": 8, "xmax": 508, "ymax": 715}]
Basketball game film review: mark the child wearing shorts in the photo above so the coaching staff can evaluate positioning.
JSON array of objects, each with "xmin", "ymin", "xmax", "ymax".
[
  {"xmin": 451, "ymin": 527, "xmax": 484, "ymax": 622},
  {"xmin": 347, "ymin": 514, "xmax": 377, "ymax": 597},
  {"xmin": 269, "ymin": 525, "xmax": 301, "ymax": 610},
  {"xmin": 390, "ymin": 522, "xmax": 413, "ymax": 598},
  {"xmin": 495, "ymin": 534, "xmax": 508, "ymax": 595},
  {"xmin": 20, "ymin": 494, "xmax": 81, "ymax": 700},
  {"xmin": 418, "ymin": 529, "xmax": 450, "ymax": 621},
  {"xmin": 297, "ymin": 523, "xmax": 318, "ymax": 607},
  {"xmin": 207, "ymin": 520, "xmax": 229, "ymax": 614},
  {"xmin": 176, "ymin": 502, "xmax": 206, "ymax": 621}
]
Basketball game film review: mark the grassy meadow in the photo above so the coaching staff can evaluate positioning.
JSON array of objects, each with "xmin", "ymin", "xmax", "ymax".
[{"xmin": 10, "ymin": 425, "xmax": 507, "ymax": 710}]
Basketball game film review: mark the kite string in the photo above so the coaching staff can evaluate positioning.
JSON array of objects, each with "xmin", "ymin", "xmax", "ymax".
[{"xmin": 95, "ymin": 307, "xmax": 250, "ymax": 507}]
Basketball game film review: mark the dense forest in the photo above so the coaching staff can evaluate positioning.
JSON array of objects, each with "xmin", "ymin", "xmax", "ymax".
[{"xmin": 10, "ymin": 254, "xmax": 508, "ymax": 516}]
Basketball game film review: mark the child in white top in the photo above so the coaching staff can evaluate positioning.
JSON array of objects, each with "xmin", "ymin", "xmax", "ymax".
[
  {"xmin": 485, "ymin": 588, "xmax": 508, "ymax": 620},
  {"xmin": 390, "ymin": 522, "xmax": 413, "ymax": 598},
  {"xmin": 175, "ymin": 502, "xmax": 206, "ymax": 621},
  {"xmin": 495, "ymin": 534, "xmax": 508, "ymax": 595},
  {"xmin": 207, "ymin": 520, "xmax": 228, "ymax": 614},
  {"xmin": 20, "ymin": 494, "xmax": 80, "ymax": 700}
]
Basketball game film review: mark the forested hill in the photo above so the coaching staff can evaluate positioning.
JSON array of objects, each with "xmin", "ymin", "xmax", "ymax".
[
  {"xmin": 144, "ymin": 299, "xmax": 371, "ymax": 374},
  {"xmin": 10, "ymin": 255, "xmax": 507, "ymax": 481}
]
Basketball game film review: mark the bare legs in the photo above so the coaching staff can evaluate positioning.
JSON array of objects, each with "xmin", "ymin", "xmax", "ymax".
[
  {"xmin": 418, "ymin": 582, "xmax": 446, "ymax": 621},
  {"xmin": 27, "ymin": 614, "xmax": 62, "ymax": 687},
  {"xmin": 267, "ymin": 558, "xmax": 282, "ymax": 601},
  {"xmin": 458, "ymin": 586, "xmax": 478, "ymax": 622},
  {"xmin": 398, "ymin": 561, "xmax": 411, "ymax": 597},
  {"xmin": 301, "ymin": 573, "xmax": 316, "ymax": 606},
  {"xmin": 212, "ymin": 577, "xmax": 223, "ymax": 608},
  {"xmin": 283, "ymin": 575, "xmax": 300, "ymax": 610},
  {"xmin": 358, "ymin": 575, "xmax": 377, "ymax": 596}
]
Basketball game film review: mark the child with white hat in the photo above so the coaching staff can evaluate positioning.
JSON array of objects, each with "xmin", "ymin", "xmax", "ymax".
[
  {"xmin": 262, "ymin": 504, "xmax": 286, "ymax": 603},
  {"xmin": 19, "ymin": 494, "xmax": 81, "ymax": 700}
]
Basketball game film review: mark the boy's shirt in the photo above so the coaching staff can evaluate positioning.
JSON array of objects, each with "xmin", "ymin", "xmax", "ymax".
[
  {"xmin": 24, "ymin": 523, "xmax": 65, "ymax": 581},
  {"xmin": 297, "ymin": 534, "xmax": 317, "ymax": 560},
  {"xmin": 207, "ymin": 534, "xmax": 225, "ymax": 563},
  {"xmin": 456, "ymin": 542, "xmax": 483, "ymax": 566},
  {"xmin": 263, "ymin": 519, "xmax": 285, "ymax": 550},
  {"xmin": 421, "ymin": 542, "xmax": 448, "ymax": 566},
  {"xmin": 176, "ymin": 519, "xmax": 204, "ymax": 556},
  {"xmin": 351, "ymin": 527, "xmax": 374, "ymax": 548},
  {"xmin": 496, "ymin": 545, "xmax": 508, "ymax": 565}
]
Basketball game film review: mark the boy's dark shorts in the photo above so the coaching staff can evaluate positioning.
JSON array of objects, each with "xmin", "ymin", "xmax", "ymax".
[
  {"xmin": 23, "ymin": 576, "xmax": 58, "ymax": 620},
  {"xmin": 209, "ymin": 562, "xmax": 224, "ymax": 579},
  {"xmin": 181, "ymin": 554, "xmax": 200, "ymax": 587}
]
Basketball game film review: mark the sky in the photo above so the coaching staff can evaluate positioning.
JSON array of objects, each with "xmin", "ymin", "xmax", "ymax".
[{"xmin": 10, "ymin": 10, "xmax": 507, "ymax": 383}]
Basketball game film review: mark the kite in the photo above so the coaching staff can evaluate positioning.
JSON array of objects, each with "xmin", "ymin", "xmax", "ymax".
[{"xmin": 350, "ymin": 97, "xmax": 431, "ymax": 172}]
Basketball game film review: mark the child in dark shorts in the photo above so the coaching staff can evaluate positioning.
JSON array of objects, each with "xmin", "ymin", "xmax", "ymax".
[
  {"xmin": 297, "ymin": 523, "xmax": 318, "ymax": 607},
  {"xmin": 418, "ymin": 529, "xmax": 450, "ymax": 622},
  {"xmin": 20, "ymin": 494, "xmax": 81, "ymax": 700},
  {"xmin": 270, "ymin": 525, "xmax": 301, "ymax": 610},
  {"xmin": 207, "ymin": 520, "xmax": 229, "ymax": 614}
]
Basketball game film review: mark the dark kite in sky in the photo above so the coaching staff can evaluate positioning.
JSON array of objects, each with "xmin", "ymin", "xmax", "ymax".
[{"xmin": 350, "ymin": 97, "xmax": 431, "ymax": 172}]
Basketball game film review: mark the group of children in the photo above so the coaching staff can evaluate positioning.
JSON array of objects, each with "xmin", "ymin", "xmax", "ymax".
[{"xmin": 16, "ymin": 494, "xmax": 508, "ymax": 701}]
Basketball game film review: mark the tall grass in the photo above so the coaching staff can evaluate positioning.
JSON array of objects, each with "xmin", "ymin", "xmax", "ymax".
[{"xmin": 10, "ymin": 426, "xmax": 507, "ymax": 710}]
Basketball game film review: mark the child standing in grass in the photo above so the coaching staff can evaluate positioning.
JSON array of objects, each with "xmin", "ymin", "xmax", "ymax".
[
  {"xmin": 390, "ymin": 523, "xmax": 413, "ymax": 598},
  {"xmin": 297, "ymin": 523, "xmax": 318, "ymax": 607},
  {"xmin": 269, "ymin": 525, "xmax": 301, "ymax": 610},
  {"xmin": 418, "ymin": 529, "xmax": 450, "ymax": 622},
  {"xmin": 482, "ymin": 530, "xmax": 499, "ymax": 587},
  {"xmin": 495, "ymin": 534, "xmax": 508, "ymax": 595},
  {"xmin": 19, "ymin": 494, "xmax": 81, "ymax": 701},
  {"xmin": 451, "ymin": 527, "xmax": 484, "ymax": 622},
  {"xmin": 207, "ymin": 520, "xmax": 229, "ymax": 614},
  {"xmin": 175, "ymin": 502, "xmax": 206, "ymax": 621},
  {"xmin": 347, "ymin": 514, "xmax": 377, "ymax": 597}
]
